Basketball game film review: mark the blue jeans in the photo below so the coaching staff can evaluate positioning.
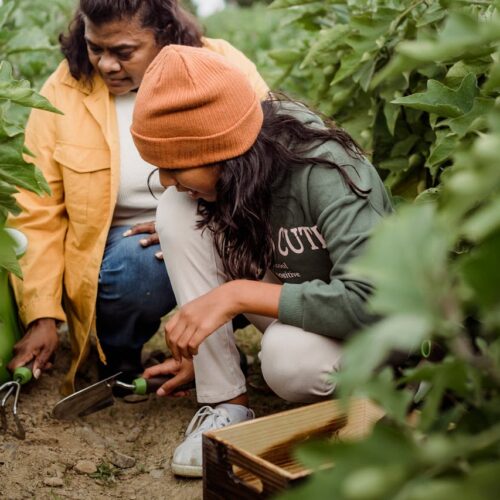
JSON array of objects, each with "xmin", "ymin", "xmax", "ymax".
[{"xmin": 96, "ymin": 226, "xmax": 176, "ymax": 376}]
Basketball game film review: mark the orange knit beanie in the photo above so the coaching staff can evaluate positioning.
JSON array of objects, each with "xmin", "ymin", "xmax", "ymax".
[{"xmin": 131, "ymin": 45, "xmax": 264, "ymax": 169}]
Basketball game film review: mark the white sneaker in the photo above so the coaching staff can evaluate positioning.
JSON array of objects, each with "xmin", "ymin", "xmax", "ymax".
[{"xmin": 171, "ymin": 403, "xmax": 255, "ymax": 477}]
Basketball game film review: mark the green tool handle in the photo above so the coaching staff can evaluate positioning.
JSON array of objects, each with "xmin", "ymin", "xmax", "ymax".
[
  {"xmin": 132, "ymin": 375, "xmax": 195, "ymax": 396},
  {"xmin": 13, "ymin": 361, "xmax": 34, "ymax": 385}
]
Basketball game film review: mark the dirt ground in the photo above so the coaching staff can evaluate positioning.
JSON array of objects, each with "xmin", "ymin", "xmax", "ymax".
[{"xmin": 0, "ymin": 326, "xmax": 291, "ymax": 499}]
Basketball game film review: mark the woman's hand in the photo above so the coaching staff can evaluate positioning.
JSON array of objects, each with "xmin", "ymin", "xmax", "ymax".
[
  {"xmin": 7, "ymin": 318, "xmax": 59, "ymax": 379},
  {"xmin": 165, "ymin": 284, "xmax": 238, "ymax": 361},
  {"xmin": 142, "ymin": 357, "xmax": 194, "ymax": 397},
  {"xmin": 123, "ymin": 221, "xmax": 163, "ymax": 260}
]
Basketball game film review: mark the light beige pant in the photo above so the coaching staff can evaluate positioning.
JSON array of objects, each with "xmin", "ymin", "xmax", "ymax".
[{"xmin": 156, "ymin": 188, "xmax": 342, "ymax": 404}]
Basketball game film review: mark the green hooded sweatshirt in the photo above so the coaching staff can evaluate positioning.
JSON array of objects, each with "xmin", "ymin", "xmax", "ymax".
[{"xmin": 271, "ymin": 101, "xmax": 393, "ymax": 339}]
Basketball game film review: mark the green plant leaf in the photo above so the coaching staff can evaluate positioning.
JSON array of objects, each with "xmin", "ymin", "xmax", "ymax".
[
  {"xmin": 0, "ymin": 225, "xmax": 21, "ymax": 277},
  {"xmin": 404, "ymin": 359, "xmax": 471, "ymax": 431},
  {"xmin": 484, "ymin": 57, "xmax": 500, "ymax": 92},
  {"xmin": 268, "ymin": 48, "xmax": 303, "ymax": 64},
  {"xmin": 291, "ymin": 424, "xmax": 416, "ymax": 500},
  {"xmin": 269, "ymin": 0, "xmax": 320, "ymax": 9},
  {"xmin": 383, "ymin": 102, "xmax": 400, "ymax": 136},
  {"xmin": 301, "ymin": 24, "xmax": 350, "ymax": 68},
  {"xmin": 0, "ymin": 159, "xmax": 49, "ymax": 195},
  {"xmin": 426, "ymin": 130, "xmax": 457, "ymax": 178},
  {"xmin": 460, "ymin": 232, "xmax": 500, "ymax": 310},
  {"xmin": 404, "ymin": 458, "xmax": 500, "ymax": 500},
  {"xmin": 0, "ymin": 61, "xmax": 61, "ymax": 113},
  {"xmin": 392, "ymin": 73, "xmax": 478, "ymax": 118},
  {"xmin": 437, "ymin": 97, "xmax": 491, "ymax": 138},
  {"xmin": 5, "ymin": 27, "xmax": 54, "ymax": 55},
  {"xmin": 398, "ymin": 11, "xmax": 499, "ymax": 62},
  {"xmin": 349, "ymin": 204, "xmax": 452, "ymax": 319},
  {"xmin": 462, "ymin": 197, "xmax": 500, "ymax": 242},
  {"xmin": 334, "ymin": 314, "xmax": 430, "ymax": 395},
  {"xmin": 0, "ymin": 0, "xmax": 15, "ymax": 32},
  {"xmin": 0, "ymin": 180, "xmax": 19, "ymax": 223},
  {"xmin": 352, "ymin": 368, "xmax": 414, "ymax": 424}
]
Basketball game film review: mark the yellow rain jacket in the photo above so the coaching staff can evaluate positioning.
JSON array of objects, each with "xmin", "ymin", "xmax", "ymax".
[{"xmin": 11, "ymin": 38, "xmax": 269, "ymax": 395}]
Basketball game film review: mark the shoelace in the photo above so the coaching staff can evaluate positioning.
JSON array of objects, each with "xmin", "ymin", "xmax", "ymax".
[{"xmin": 184, "ymin": 406, "xmax": 232, "ymax": 439}]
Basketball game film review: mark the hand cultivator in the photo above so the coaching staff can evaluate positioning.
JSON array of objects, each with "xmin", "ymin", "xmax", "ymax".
[{"xmin": 0, "ymin": 366, "xmax": 32, "ymax": 439}]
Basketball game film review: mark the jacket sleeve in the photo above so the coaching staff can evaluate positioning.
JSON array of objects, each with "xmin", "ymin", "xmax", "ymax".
[
  {"xmin": 9, "ymin": 75, "xmax": 68, "ymax": 326},
  {"xmin": 277, "ymin": 165, "xmax": 389, "ymax": 340},
  {"xmin": 202, "ymin": 37, "xmax": 269, "ymax": 99}
]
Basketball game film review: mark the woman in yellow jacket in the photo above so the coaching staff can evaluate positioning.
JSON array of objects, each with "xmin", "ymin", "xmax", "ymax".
[{"xmin": 8, "ymin": 0, "xmax": 268, "ymax": 394}]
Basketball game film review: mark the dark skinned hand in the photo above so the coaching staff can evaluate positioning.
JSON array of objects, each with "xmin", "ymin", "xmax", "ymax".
[
  {"xmin": 142, "ymin": 357, "xmax": 194, "ymax": 397},
  {"xmin": 122, "ymin": 221, "xmax": 163, "ymax": 260},
  {"xmin": 7, "ymin": 318, "xmax": 58, "ymax": 378}
]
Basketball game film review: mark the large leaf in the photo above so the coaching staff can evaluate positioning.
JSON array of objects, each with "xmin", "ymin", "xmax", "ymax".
[
  {"xmin": 392, "ymin": 73, "xmax": 478, "ymax": 118},
  {"xmin": 349, "ymin": 204, "xmax": 452, "ymax": 319},
  {"xmin": 334, "ymin": 314, "xmax": 430, "ymax": 396},
  {"xmin": 0, "ymin": 61, "xmax": 61, "ymax": 113}
]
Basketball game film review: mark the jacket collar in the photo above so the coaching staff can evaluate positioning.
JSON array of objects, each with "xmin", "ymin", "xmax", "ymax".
[
  {"xmin": 59, "ymin": 62, "xmax": 115, "ymax": 148},
  {"xmin": 59, "ymin": 60, "xmax": 104, "ymax": 96}
]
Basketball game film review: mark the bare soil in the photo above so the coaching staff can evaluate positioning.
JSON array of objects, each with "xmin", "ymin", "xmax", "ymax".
[{"xmin": 0, "ymin": 326, "xmax": 291, "ymax": 499}]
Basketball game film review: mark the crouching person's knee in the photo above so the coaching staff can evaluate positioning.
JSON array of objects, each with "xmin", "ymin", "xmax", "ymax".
[
  {"xmin": 259, "ymin": 322, "xmax": 341, "ymax": 404},
  {"xmin": 156, "ymin": 188, "xmax": 199, "ymax": 249}
]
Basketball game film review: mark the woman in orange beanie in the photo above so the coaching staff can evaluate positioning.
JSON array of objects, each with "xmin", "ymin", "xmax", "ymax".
[{"xmin": 131, "ymin": 45, "xmax": 393, "ymax": 477}]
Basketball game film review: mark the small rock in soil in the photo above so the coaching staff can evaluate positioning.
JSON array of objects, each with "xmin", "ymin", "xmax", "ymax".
[
  {"xmin": 74, "ymin": 459, "xmax": 97, "ymax": 474},
  {"xmin": 125, "ymin": 427, "xmax": 142, "ymax": 443},
  {"xmin": 78, "ymin": 426, "xmax": 106, "ymax": 448},
  {"xmin": 110, "ymin": 450, "xmax": 136, "ymax": 469},
  {"xmin": 46, "ymin": 463, "xmax": 66, "ymax": 478},
  {"xmin": 43, "ymin": 477, "xmax": 64, "ymax": 487},
  {"xmin": 149, "ymin": 469, "xmax": 164, "ymax": 479}
]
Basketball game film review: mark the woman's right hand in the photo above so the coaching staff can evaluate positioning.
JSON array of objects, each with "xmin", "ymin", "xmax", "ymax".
[
  {"xmin": 142, "ymin": 356, "xmax": 194, "ymax": 397},
  {"xmin": 7, "ymin": 318, "xmax": 59, "ymax": 379}
]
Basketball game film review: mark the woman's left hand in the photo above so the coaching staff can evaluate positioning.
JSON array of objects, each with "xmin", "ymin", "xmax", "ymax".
[
  {"xmin": 123, "ymin": 221, "xmax": 163, "ymax": 260},
  {"xmin": 165, "ymin": 284, "xmax": 237, "ymax": 361}
]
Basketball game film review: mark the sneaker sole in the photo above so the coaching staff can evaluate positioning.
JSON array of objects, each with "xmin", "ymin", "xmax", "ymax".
[{"xmin": 171, "ymin": 463, "xmax": 203, "ymax": 478}]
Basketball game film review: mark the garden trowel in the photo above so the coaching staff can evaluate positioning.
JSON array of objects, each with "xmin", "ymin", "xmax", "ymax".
[{"xmin": 52, "ymin": 372, "xmax": 194, "ymax": 420}]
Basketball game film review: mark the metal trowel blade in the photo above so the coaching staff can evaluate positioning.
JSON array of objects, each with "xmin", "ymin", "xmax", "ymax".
[{"xmin": 52, "ymin": 372, "xmax": 122, "ymax": 420}]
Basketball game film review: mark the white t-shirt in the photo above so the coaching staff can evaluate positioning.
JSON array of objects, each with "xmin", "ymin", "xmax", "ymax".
[{"xmin": 112, "ymin": 92, "xmax": 164, "ymax": 228}]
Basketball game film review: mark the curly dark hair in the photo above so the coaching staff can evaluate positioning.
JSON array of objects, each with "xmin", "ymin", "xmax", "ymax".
[
  {"xmin": 197, "ymin": 96, "xmax": 370, "ymax": 281},
  {"xmin": 59, "ymin": 0, "xmax": 203, "ymax": 81}
]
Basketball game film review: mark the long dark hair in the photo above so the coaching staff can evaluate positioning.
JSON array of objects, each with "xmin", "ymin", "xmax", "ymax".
[
  {"xmin": 197, "ymin": 96, "xmax": 370, "ymax": 281},
  {"xmin": 59, "ymin": 0, "xmax": 203, "ymax": 81}
]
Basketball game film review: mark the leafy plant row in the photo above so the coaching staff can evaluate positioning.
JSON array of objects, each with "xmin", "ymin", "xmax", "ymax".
[
  {"xmin": 255, "ymin": 1, "xmax": 500, "ymax": 498},
  {"xmin": 0, "ymin": 0, "xmax": 71, "ymax": 276},
  {"xmin": 266, "ymin": 0, "xmax": 499, "ymax": 200}
]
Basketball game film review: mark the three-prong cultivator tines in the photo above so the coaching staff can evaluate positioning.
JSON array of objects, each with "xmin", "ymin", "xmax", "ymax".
[{"xmin": 0, "ymin": 366, "xmax": 32, "ymax": 439}]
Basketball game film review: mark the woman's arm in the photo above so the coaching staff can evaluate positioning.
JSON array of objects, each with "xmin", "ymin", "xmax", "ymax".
[
  {"xmin": 165, "ymin": 280, "xmax": 282, "ymax": 361},
  {"xmin": 229, "ymin": 279, "xmax": 281, "ymax": 318}
]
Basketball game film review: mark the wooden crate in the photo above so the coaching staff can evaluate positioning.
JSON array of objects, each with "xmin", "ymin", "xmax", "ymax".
[{"xmin": 203, "ymin": 398, "xmax": 384, "ymax": 499}]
